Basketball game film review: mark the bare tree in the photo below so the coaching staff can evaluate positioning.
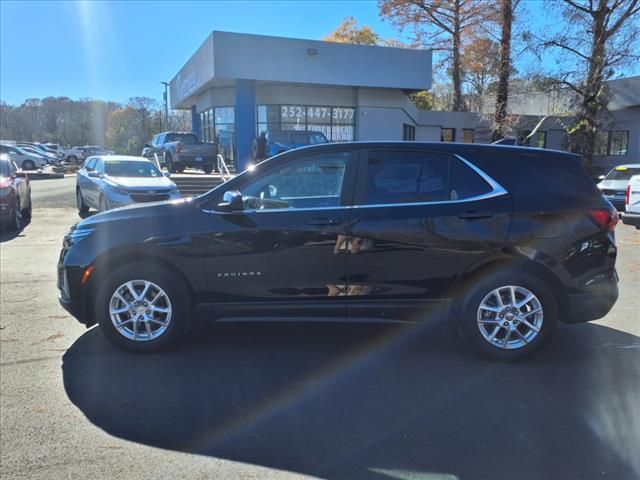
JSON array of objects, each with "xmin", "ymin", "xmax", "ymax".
[
  {"xmin": 492, "ymin": 0, "xmax": 515, "ymax": 140},
  {"xmin": 379, "ymin": 0, "xmax": 487, "ymax": 111},
  {"xmin": 533, "ymin": 0, "xmax": 640, "ymax": 167}
]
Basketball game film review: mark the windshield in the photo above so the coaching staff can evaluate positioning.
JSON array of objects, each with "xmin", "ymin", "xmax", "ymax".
[
  {"xmin": 606, "ymin": 167, "xmax": 640, "ymax": 181},
  {"xmin": 104, "ymin": 160, "xmax": 162, "ymax": 177},
  {"xmin": 166, "ymin": 133, "xmax": 198, "ymax": 144}
]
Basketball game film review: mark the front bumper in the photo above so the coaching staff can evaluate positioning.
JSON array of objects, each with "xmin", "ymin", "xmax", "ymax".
[
  {"xmin": 59, "ymin": 295, "xmax": 90, "ymax": 326},
  {"xmin": 621, "ymin": 212, "xmax": 640, "ymax": 227},
  {"xmin": 564, "ymin": 272, "xmax": 619, "ymax": 324}
]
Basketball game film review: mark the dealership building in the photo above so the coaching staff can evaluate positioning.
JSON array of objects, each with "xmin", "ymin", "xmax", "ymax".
[{"xmin": 170, "ymin": 31, "xmax": 639, "ymax": 172}]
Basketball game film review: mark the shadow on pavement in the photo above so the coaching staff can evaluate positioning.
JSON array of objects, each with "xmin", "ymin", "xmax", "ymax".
[
  {"xmin": 0, "ymin": 218, "xmax": 31, "ymax": 243},
  {"xmin": 63, "ymin": 321, "xmax": 640, "ymax": 480}
]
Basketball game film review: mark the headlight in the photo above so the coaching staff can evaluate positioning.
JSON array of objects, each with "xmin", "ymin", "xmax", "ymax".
[
  {"xmin": 67, "ymin": 226, "xmax": 95, "ymax": 243},
  {"xmin": 0, "ymin": 187, "xmax": 12, "ymax": 196},
  {"xmin": 105, "ymin": 183, "xmax": 128, "ymax": 195}
]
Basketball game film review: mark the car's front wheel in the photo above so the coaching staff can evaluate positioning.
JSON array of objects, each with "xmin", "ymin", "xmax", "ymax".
[
  {"xmin": 95, "ymin": 263, "xmax": 190, "ymax": 352},
  {"xmin": 76, "ymin": 188, "xmax": 88, "ymax": 214},
  {"xmin": 455, "ymin": 271, "xmax": 558, "ymax": 360}
]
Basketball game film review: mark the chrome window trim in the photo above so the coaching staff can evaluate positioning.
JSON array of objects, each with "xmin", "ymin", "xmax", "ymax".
[{"xmin": 203, "ymin": 153, "xmax": 508, "ymax": 214}]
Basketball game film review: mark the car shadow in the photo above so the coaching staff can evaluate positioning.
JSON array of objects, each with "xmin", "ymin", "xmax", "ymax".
[
  {"xmin": 78, "ymin": 211, "xmax": 97, "ymax": 219},
  {"xmin": 0, "ymin": 217, "xmax": 31, "ymax": 243},
  {"xmin": 62, "ymin": 321, "xmax": 640, "ymax": 480}
]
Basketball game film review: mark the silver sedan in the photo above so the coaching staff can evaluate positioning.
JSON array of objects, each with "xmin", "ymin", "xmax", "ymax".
[{"xmin": 76, "ymin": 155, "xmax": 180, "ymax": 213}]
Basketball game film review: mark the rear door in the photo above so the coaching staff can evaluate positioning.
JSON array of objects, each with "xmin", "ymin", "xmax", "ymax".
[{"xmin": 346, "ymin": 147, "xmax": 513, "ymax": 322}]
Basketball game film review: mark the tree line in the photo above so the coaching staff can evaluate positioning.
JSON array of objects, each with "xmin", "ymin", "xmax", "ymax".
[
  {"xmin": 327, "ymin": 0, "xmax": 639, "ymax": 167},
  {"xmin": 0, "ymin": 96, "xmax": 190, "ymax": 156}
]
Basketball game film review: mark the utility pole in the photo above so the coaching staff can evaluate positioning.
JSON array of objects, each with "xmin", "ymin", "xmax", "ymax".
[{"xmin": 161, "ymin": 81, "xmax": 170, "ymax": 131}]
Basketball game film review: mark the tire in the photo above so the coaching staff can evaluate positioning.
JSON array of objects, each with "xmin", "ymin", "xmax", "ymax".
[
  {"xmin": 165, "ymin": 153, "xmax": 178, "ymax": 173},
  {"xmin": 67, "ymin": 155, "xmax": 78, "ymax": 164},
  {"xmin": 176, "ymin": 165, "xmax": 185, "ymax": 173},
  {"xmin": 95, "ymin": 263, "xmax": 190, "ymax": 352},
  {"xmin": 99, "ymin": 195, "xmax": 109, "ymax": 212},
  {"xmin": 202, "ymin": 164, "xmax": 214, "ymax": 174},
  {"xmin": 10, "ymin": 198, "xmax": 22, "ymax": 231},
  {"xmin": 22, "ymin": 160, "xmax": 35, "ymax": 171},
  {"xmin": 76, "ymin": 188, "xmax": 88, "ymax": 214},
  {"xmin": 21, "ymin": 196, "xmax": 32, "ymax": 220},
  {"xmin": 454, "ymin": 270, "xmax": 558, "ymax": 360}
]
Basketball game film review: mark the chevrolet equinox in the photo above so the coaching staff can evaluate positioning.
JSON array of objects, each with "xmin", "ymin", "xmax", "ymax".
[{"xmin": 58, "ymin": 142, "xmax": 619, "ymax": 359}]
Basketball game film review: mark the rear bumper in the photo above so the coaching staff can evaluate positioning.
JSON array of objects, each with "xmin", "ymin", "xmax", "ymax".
[
  {"xmin": 603, "ymin": 195, "xmax": 626, "ymax": 211},
  {"xmin": 622, "ymin": 212, "xmax": 640, "ymax": 227},
  {"xmin": 564, "ymin": 272, "xmax": 619, "ymax": 324}
]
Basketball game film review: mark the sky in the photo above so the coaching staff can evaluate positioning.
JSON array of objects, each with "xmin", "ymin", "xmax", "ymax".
[{"xmin": 0, "ymin": 0, "xmax": 635, "ymax": 107}]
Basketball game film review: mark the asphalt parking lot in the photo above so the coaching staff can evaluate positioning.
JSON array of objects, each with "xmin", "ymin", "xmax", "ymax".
[{"xmin": 1, "ymin": 178, "xmax": 639, "ymax": 480}]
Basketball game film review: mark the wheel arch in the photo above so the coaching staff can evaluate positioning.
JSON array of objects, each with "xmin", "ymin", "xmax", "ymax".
[
  {"xmin": 448, "ymin": 256, "xmax": 569, "ymax": 321},
  {"xmin": 84, "ymin": 250, "xmax": 197, "ymax": 327}
]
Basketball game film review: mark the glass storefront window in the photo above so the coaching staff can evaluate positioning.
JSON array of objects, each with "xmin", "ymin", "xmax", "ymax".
[{"xmin": 257, "ymin": 104, "xmax": 356, "ymax": 142}]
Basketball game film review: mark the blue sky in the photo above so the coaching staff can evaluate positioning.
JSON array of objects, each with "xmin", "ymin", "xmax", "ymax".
[{"xmin": 1, "ymin": 0, "xmax": 635, "ymax": 106}]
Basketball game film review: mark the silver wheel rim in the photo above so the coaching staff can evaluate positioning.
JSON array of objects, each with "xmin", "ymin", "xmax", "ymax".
[
  {"xmin": 477, "ymin": 285, "xmax": 543, "ymax": 350},
  {"xmin": 109, "ymin": 280, "xmax": 172, "ymax": 342}
]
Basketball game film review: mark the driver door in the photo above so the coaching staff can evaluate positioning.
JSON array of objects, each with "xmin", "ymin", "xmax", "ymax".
[{"xmin": 201, "ymin": 149, "xmax": 359, "ymax": 320}]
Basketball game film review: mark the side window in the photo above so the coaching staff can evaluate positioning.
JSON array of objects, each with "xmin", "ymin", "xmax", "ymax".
[
  {"xmin": 94, "ymin": 159, "xmax": 104, "ymax": 174},
  {"xmin": 237, "ymin": 152, "xmax": 350, "ymax": 210},
  {"xmin": 85, "ymin": 158, "xmax": 97, "ymax": 170},
  {"xmin": 449, "ymin": 157, "xmax": 492, "ymax": 200},
  {"xmin": 364, "ymin": 151, "xmax": 493, "ymax": 205},
  {"xmin": 365, "ymin": 151, "xmax": 449, "ymax": 204}
]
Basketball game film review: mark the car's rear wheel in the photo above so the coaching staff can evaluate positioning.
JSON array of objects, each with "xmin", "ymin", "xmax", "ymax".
[
  {"xmin": 76, "ymin": 188, "xmax": 88, "ymax": 214},
  {"xmin": 67, "ymin": 155, "xmax": 78, "ymax": 164},
  {"xmin": 22, "ymin": 160, "xmax": 35, "ymax": 171},
  {"xmin": 165, "ymin": 153, "xmax": 178, "ymax": 173},
  {"xmin": 202, "ymin": 164, "xmax": 213, "ymax": 174},
  {"xmin": 96, "ymin": 263, "xmax": 190, "ymax": 352},
  {"xmin": 455, "ymin": 271, "xmax": 558, "ymax": 360}
]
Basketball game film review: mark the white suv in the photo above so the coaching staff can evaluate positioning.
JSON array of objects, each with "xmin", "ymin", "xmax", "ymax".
[{"xmin": 622, "ymin": 175, "xmax": 640, "ymax": 229}]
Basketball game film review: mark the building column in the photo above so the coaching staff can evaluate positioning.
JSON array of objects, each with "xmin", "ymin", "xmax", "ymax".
[
  {"xmin": 235, "ymin": 79, "xmax": 256, "ymax": 172},
  {"xmin": 191, "ymin": 105, "xmax": 200, "ymax": 137}
]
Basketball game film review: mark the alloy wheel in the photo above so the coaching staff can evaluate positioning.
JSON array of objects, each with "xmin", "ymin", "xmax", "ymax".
[
  {"xmin": 109, "ymin": 280, "xmax": 172, "ymax": 342},
  {"xmin": 476, "ymin": 285, "xmax": 543, "ymax": 350}
]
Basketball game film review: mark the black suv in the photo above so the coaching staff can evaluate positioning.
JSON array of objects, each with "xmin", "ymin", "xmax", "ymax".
[{"xmin": 58, "ymin": 142, "xmax": 619, "ymax": 359}]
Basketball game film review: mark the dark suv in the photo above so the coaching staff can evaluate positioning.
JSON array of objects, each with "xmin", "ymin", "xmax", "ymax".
[{"xmin": 58, "ymin": 142, "xmax": 618, "ymax": 359}]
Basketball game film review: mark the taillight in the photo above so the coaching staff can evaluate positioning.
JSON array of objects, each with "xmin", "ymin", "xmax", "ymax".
[
  {"xmin": 176, "ymin": 143, "xmax": 182, "ymax": 153},
  {"xmin": 626, "ymin": 184, "xmax": 631, "ymax": 205},
  {"xmin": 590, "ymin": 208, "xmax": 618, "ymax": 231}
]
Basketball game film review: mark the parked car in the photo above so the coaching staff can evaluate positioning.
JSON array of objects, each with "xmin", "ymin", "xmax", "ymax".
[
  {"xmin": 78, "ymin": 146, "xmax": 115, "ymax": 157},
  {"xmin": 17, "ymin": 144, "xmax": 58, "ymax": 163},
  {"xmin": 58, "ymin": 142, "xmax": 618, "ymax": 358},
  {"xmin": 143, "ymin": 132, "xmax": 217, "ymax": 174},
  {"xmin": 0, "ymin": 155, "xmax": 31, "ymax": 231},
  {"xmin": 0, "ymin": 143, "xmax": 49, "ymax": 170},
  {"xmin": 253, "ymin": 130, "xmax": 329, "ymax": 160},
  {"xmin": 597, "ymin": 164, "xmax": 640, "ymax": 211},
  {"xmin": 76, "ymin": 155, "xmax": 180, "ymax": 213},
  {"xmin": 621, "ymin": 174, "xmax": 640, "ymax": 228}
]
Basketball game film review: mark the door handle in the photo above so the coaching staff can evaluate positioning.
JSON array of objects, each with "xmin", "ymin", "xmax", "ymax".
[
  {"xmin": 309, "ymin": 218, "xmax": 342, "ymax": 226},
  {"xmin": 458, "ymin": 210, "xmax": 493, "ymax": 219}
]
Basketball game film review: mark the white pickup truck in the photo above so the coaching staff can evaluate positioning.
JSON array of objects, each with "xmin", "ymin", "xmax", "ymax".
[{"xmin": 622, "ymin": 175, "xmax": 640, "ymax": 229}]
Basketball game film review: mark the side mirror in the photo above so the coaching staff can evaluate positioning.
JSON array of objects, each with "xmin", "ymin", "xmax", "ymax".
[
  {"xmin": 598, "ymin": 175, "xmax": 606, "ymax": 181},
  {"xmin": 144, "ymin": 143, "xmax": 151, "ymax": 148},
  {"xmin": 217, "ymin": 190, "xmax": 243, "ymax": 212},
  {"xmin": 163, "ymin": 171, "xmax": 171, "ymax": 178},
  {"xmin": 88, "ymin": 171, "xmax": 102, "ymax": 178}
]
